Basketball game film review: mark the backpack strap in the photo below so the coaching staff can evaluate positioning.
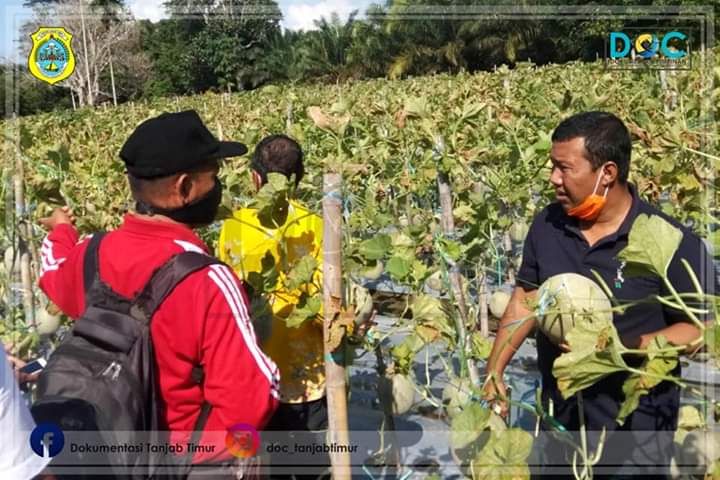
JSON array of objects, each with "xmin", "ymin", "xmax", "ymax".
[
  {"xmin": 131, "ymin": 252, "xmax": 220, "ymax": 321},
  {"xmin": 82, "ymin": 232, "xmax": 108, "ymax": 294},
  {"xmin": 131, "ymin": 251, "xmax": 220, "ymax": 465}
]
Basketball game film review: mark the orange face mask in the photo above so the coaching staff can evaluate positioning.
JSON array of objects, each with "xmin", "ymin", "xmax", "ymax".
[{"xmin": 567, "ymin": 168, "xmax": 608, "ymax": 221}]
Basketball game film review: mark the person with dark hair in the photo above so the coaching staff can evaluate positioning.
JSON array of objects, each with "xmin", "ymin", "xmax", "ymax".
[
  {"xmin": 218, "ymin": 135, "xmax": 328, "ymax": 479},
  {"xmin": 36, "ymin": 110, "xmax": 279, "ymax": 478},
  {"xmin": 250, "ymin": 134, "xmax": 305, "ymax": 189},
  {"xmin": 482, "ymin": 111, "xmax": 717, "ymax": 478}
]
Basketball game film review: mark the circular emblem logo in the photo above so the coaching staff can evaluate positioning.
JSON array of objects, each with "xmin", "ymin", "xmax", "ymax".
[
  {"xmin": 30, "ymin": 422, "xmax": 65, "ymax": 458},
  {"xmin": 225, "ymin": 423, "xmax": 260, "ymax": 458}
]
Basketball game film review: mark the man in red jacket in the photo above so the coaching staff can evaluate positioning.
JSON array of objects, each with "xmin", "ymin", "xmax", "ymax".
[{"xmin": 37, "ymin": 110, "xmax": 279, "ymax": 477}]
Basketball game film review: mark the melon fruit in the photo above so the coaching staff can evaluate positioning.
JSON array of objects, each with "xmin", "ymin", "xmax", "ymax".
[
  {"xmin": 489, "ymin": 291, "xmax": 511, "ymax": 319},
  {"xmin": 36, "ymin": 309, "xmax": 61, "ymax": 335},
  {"xmin": 425, "ymin": 271, "xmax": 443, "ymax": 291},
  {"xmin": 536, "ymin": 273, "xmax": 612, "ymax": 345},
  {"xmin": 509, "ymin": 221, "xmax": 529, "ymax": 242},
  {"xmin": 4, "ymin": 247, "xmax": 21, "ymax": 274},
  {"xmin": 353, "ymin": 284, "xmax": 374, "ymax": 325},
  {"xmin": 678, "ymin": 430, "xmax": 720, "ymax": 478},
  {"xmin": 391, "ymin": 374, "xmax": 416, "ymax": 415},
  {"xmin": 361, "ymin": 261, "xmax": 384, "ymax": 280}
]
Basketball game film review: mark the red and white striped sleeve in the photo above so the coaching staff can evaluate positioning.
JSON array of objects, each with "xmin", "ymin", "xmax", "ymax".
[
  {"xmin": 38, "ymin": 224, "xmax": 86, "ymax": 319},
  {"xmin": 200, "ymin": 263, "xmax": 280, "ymax": 428}
]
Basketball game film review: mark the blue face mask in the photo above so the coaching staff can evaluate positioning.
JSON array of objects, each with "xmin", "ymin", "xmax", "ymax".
[{"xmin": 136, "ymin": 178, "xmax": 223, "ymax": 227}]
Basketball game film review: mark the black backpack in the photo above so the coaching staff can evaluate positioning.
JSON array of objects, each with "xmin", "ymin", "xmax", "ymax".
[{"xmin": 32, "ymin": 232, "xmax": 219, "ymax": 479}]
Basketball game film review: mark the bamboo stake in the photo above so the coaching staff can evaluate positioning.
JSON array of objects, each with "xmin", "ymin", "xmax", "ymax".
[
  {"xmin": 12, "ymin": 117, "xmax": 34, "ymax": 327},
  {"xmin": 322, "ymin": 173, "xmax": 351, "ymax": 480},
  {"xmin": 374, "ymin": 346, "xmax": 402, "ymax": 475},
  {"xmin": 285, "ymin": 102, "xmax": 293, "ymax": 133},
  {"xmin": 109, "ymin": 53, "xmax": 117, "ymax": 107},
  {"xmin": 4, "ymin": 161, "xmax": 14, "ymax": 311},
  {"xmin": 503, "ymin": 231, "xmax": 515, "ymax": 285},
  {"xmin": 479, "ymin": 271, "xmax": 489, "ymax": 338},
  {"xmin": 437, "ymin": 171, "xmax": 480, "ymax": 386}
]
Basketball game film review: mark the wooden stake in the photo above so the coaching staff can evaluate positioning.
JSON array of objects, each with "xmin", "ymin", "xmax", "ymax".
[
  {"xmin": 374, "ymin": 345, "xmax": 402, "ymax": 476},
  {"xmin": 503, "ymin": 231, "xmax": 515, "ymax": 286},
  {"xmin": 285, "ymin": 102, "xmax": 293, "ymax": 134},
  {"xmin": 322, "ymin": 173, "xmax": 351, "ymax": 480},
  {"xmin": 12, "ymin": 116, "xmax": 35, "ymax": 327},
  {"xmin": 109, "ymin": 53, "xmax": 117, "ymax": 107},
  {"xmin": 479, "ymin": 271, "xmax": 489, "ymax": 338},
  {"xmin": 437, "ymin": 170, "xmax": 481, "ymax": 386}
]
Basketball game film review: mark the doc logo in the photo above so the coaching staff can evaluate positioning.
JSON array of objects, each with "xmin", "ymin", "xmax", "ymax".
[
  {"xmin": 30, "ymin": 423, "xmax": 65, "ymax": 458},
  {"xmin": 28, "ymin": 27, "xmax": 76, "ymax": 85},
  {"xmin": 609, "ymin": 31, "xmax": 687, "ymax": 60},
  {"xmin": 225, "ymin": 423, "xmax": 259, "ymax": 458}
]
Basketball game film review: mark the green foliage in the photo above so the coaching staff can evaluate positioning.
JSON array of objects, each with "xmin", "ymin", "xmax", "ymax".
[
  {"xmin": 285, "ymin": 293, "xmax": 322, "ymax": 328},
  {"xmin": 471, "ymin": 429, "xmax": 534, "ymax": 480},
  {"xmin": 285, "ymin": 255, "xmax": 318, "ymax": 291},
  {"xmin": 552, "ymin": 316, "xmax": 628, "ymax": 400},
  {"xmin": 245, "ymin": 251, "xmax": 280, "ymax": 294},
  {"xmin": 250, "ymin": 173, "xmax": 290, "ymax": 229},
  {"xmin": 140, "ymin": 0, "xmax": 282, "ymax": 96},
  {"xmin": 390, "ymin": 333, "xmax": 425, "ymax": 375},
  {"xmin": 358, "ymin": 234, "xmax": 391, "ymax": 261},
  {"xmin": 618, "ymin": 214, "xmax": 684, "ymax": 278},
  {"xmin": 450, "ymin": 402, "xmax": 491, "ymax": 451},
  {"xmin": 617, "ymin": 335, "xmax": 678, "ymax": 425}
]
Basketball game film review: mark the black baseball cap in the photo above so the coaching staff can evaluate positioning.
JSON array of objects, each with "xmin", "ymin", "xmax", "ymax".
[{"xmin": 120, "ymin": 110, "xmax": 248, "ymax": 178}]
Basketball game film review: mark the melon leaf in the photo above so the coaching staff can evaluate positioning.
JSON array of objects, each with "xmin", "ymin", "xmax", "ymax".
[
  {"xmin": 617, "ymin": 214, "xmax": 682, "ymax": 279},
  {"xmin": 450, "ymin": 403, "xmax": 491, "ymax": 450},
  {"xmin": 250, "ymin": 173, "xmax": 289, "ymax": 229},
  {"xmin": 471, "ymin": 429, "xmax": 533, "ymax": 479},
  {"xmin": 553, "ymin": 316, "xmax": 628, "ymax": 399},
  {"xmin": 617, "ymin": 335, "xmax": 678, "ymax": 425},
  {"xmin": 358, "ymin": 234, "xmax": 391, "ymax": 261},
  {"xmin": 285, "ymin": 255, "xmax": 318, "ymax": 291}
]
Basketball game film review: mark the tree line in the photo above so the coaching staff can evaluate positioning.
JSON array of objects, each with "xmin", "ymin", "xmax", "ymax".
[{"xmin": 3, "ymin": 0, "xmax": 716, "ymax": 116}]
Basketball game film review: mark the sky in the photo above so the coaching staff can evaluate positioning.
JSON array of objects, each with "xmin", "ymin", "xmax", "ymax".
[{"xmin": 0, "ymin": 0, "xmax": 376, "ymax": 62}]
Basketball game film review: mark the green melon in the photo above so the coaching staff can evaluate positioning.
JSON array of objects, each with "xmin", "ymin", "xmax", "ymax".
[
  {"xmin": 509, "ymin": 221, "xmax": 529, "ymax": 242},
  {"xmin": 361, "ymin": 261, "xmax": 384, "ymax": 280},
  {"xmin": 353, "ymin": 284, "xmax": 374, "ymax": 325},
  {"xmin": 489, "ymin": 291, "xmax": 511, "ymax": 319},
  {"xmin": 678, "ymin": 430, "xmax": 720, "ymax": 477},
  {"xmin": 391, "ymin": 374, "xmax": 416, "ymax": 415},
  {"xmin": 4, "ymin": 247, "xmax": 20, "ymax": 274},
  {"xmin": 36, "ymin": 309, "xmax": 61, "ymax": 335},
  {"xmin": 536, "ymin": 273, "xmax": 612, "ymax": 345},
  {"xmin": 425, "ymin": 271, "xmax": 444, "ymax": 291}
]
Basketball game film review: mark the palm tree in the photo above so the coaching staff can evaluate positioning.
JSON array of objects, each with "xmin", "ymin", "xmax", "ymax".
[{"xmin": 293, "ymin": 11, "xmax": 359, "ymax": 82}]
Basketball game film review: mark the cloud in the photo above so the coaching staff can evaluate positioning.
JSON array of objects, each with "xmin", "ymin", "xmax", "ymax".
[
  {"xmin": 282, "ymin": 0, "xmax": 367, "ymax": 31},
  {"xmin": 127, "ymin": 0, "xmax": 168, "ymax": 23}
]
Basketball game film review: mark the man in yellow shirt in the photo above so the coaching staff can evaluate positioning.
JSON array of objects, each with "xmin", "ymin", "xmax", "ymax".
[{"xmin": 218, "ymin": 135, "xmax": 327, "ymax": 479}]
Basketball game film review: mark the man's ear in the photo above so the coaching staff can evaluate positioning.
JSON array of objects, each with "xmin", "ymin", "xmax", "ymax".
[
  {"xmin": 176, "ymin": 173, "xmax": 193, "ymax": 203},
  {"xmin": 603, "ymin": 162, "xmax": 619, "ymax": 186},
  {"xmin": 251, "ymin": 170, "xmax": 263, "ymax": 191}
]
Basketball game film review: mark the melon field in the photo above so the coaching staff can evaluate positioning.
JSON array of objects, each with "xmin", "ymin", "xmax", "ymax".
[{"xmin": 2, "ymin": 51, "xmax": 719, "ymax": 478}]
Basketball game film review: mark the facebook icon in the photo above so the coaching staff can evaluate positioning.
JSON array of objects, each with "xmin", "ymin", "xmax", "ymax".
[{"xmin": 30, "ymin": 423, "xmax": 65, "ymax": 458}]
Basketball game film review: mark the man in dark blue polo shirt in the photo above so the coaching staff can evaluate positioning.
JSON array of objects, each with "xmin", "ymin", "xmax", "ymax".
[{"xmin": 483, "ymin": 111, "xmax": 717, "ymax": 478}]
